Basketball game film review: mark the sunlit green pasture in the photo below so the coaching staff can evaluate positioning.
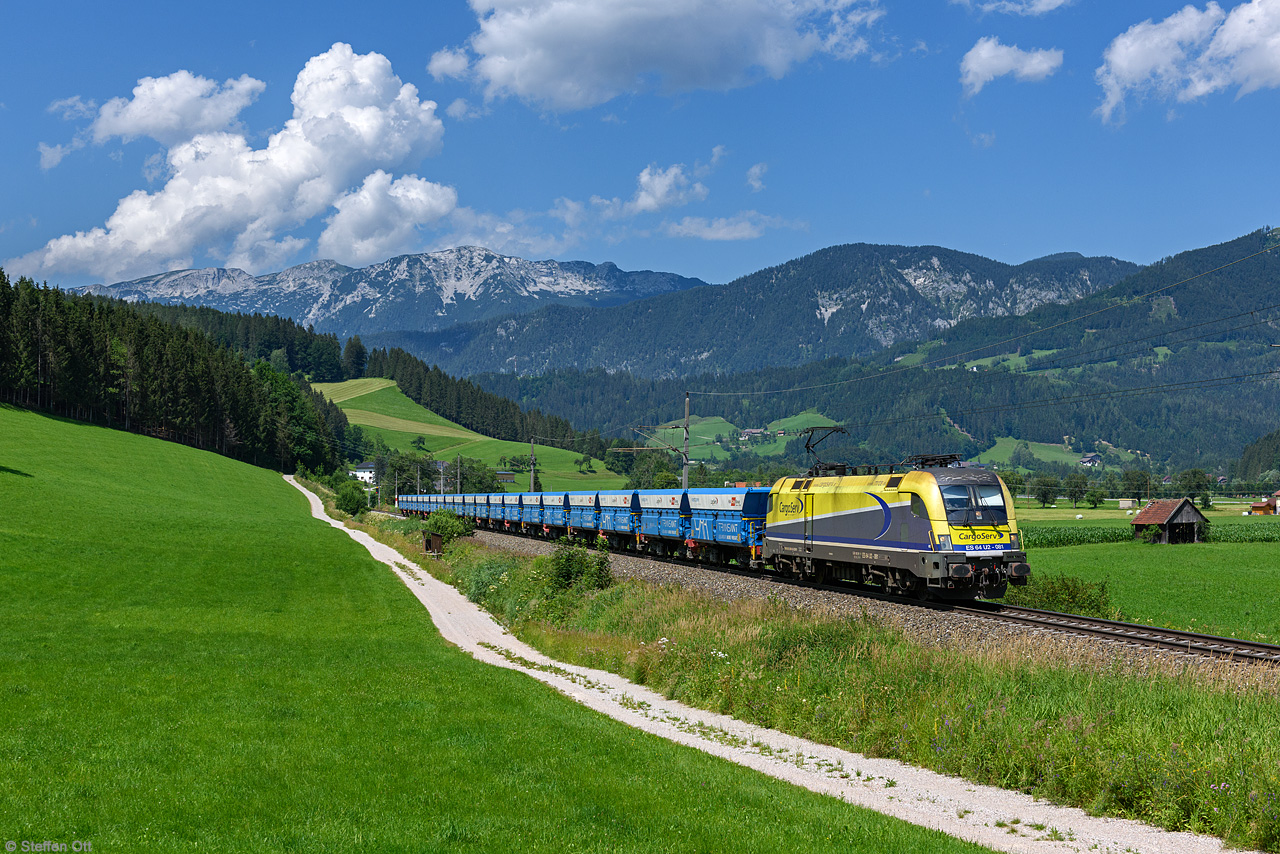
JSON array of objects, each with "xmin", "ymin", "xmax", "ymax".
[
  {"xmin": 754, "ymin": 411, "xmax": 840, "ymax": 456},
  {"xmin": 974, "ymin": 436, "xmax": 1127, "ymax": 469},
  {"xmin": 651, "ymin": 415, "xmax": 739, "ymax": 461},
  {"xmin": 651, "ymin": 410, "xmax": 838, "ymax": 461},
  {"xmin": 1029, "ymin": 538, "xmax": 1280, "ymax": 641},
  {"xmin": 314, "ymin": 379, "xmax": 627, "ymax": 491},
  {"xmin": 963, "ymin": 348, "xmax": 1059, "ymax": 371},
  {"xmin": 0, "ymin": 404, "xmax": 990, "ymax": 853}
]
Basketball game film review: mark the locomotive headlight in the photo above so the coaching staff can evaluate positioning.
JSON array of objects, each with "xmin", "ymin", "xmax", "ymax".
[
  {"xmin": 937, "ymin": 534, "xmax": 952, "ymax": 551},
  {"xmin": 1009, "ymin": 533, "xmax": 1020, "ymax": 550}
]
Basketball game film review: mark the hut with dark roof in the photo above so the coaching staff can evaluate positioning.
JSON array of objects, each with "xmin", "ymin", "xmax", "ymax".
[{"xmin": 1130, "ymin": 498, "xmax": 1208, "ymax": 544}]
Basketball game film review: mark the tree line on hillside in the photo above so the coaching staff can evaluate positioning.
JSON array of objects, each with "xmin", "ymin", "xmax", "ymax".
[
  {"xmin": 0, "ymin": 273, "xmax": 635, "ymax": 488},
  {"xmin": 0, "ymin": 271, "xmax": 348, "ymax": 473},
  {"xmin": 119, "ymin": 297, "xmax": 606, "ymax": 455},
  {"xmin": 473, "ymin": 229, "xmax": 1280, "ymax": 474},
  {"xmin": 364, "ymin": 346, "xmax": 580, "ymax": 447},
  {"xmin": 126, "ymin": 301, "xmax": 355, "ymax": 382}
]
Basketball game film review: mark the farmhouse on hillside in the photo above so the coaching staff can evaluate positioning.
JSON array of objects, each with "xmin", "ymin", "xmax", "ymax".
[
  {"xmin": 1130, "ymin": 498, "xmax": 1208, "ymax": 544},
  {"xmin": 349, "ymin": 461, "xmax": 376, "ymax": 484},
  {"xmin": 1079, "ymin": 452, "xmax": 1102, "ymax": 467}
]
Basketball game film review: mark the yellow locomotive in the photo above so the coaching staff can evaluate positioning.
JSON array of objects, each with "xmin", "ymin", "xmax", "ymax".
[{"xmin": 764, "ymin": 454, "xmax": 1030, "ymax": 598}]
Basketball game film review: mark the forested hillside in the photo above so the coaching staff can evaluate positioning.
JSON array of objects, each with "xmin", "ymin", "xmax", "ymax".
[
  {"xmin": 1237, "ymin": 427, "xmax": 1280, "ymax": 481},
  {"xmin": 372, "ymin": 244, "xmax": 1137, "ymax": 378},
  {"xmin": 121, "ymin": 300, "xmax": 583, "ymax": 447},
  {"xmin": 476, "ymin": 229, "xmax": 1280, "ymax": 471},
  {"xmin": 0, "ymin": 272, "xmax": 590, "ymax": 475},
  {"xmin": 0, "ymin": 271, "xmax": 349, "ymax": 473}
]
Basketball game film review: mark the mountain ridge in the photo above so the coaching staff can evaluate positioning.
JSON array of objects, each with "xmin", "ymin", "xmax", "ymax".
[
  {"xmin": 368, "ymin": 242, "xmax": 1140, "ymax": 378},
  {"xmin": 74, "ymin": 246, "xmax": 711, "ymax": 337}
]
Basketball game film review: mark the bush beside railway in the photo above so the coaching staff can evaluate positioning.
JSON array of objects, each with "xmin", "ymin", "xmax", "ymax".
[
  {"xmin": 350, "ymin": 520, "xmax": 1280, "ymax": 853},
  {"xmin": 999, "ymin": 573, "xmax": 1119, "ymax": 619}
]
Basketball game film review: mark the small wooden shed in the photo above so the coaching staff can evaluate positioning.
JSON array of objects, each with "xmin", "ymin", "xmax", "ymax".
[{"xmin": 1131, "ymin": 498, "xmax": 1208, "ymax": 544}]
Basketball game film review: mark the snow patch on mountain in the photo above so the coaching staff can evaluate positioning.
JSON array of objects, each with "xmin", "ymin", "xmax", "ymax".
[{"xmin": 75, "ymin": 246, "xmax": 709, "ymax": 338}]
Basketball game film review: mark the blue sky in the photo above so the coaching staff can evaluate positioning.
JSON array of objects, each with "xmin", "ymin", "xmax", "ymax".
[{"xmin": 3, "ymin": 0, "xmax": 1278, "ymax": 287}]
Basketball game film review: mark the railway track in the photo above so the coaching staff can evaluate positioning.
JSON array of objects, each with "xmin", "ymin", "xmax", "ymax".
[
  {"xmin": 949, "ymin": 602, "xmax": 1280, "ymax": 664},
  {"xmin": 475, "ymin": 529, "xmax": 1280, "ymax": 666}
]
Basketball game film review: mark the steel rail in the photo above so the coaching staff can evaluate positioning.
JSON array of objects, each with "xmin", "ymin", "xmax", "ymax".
[
  {"xmin": 948, "ymin": 602, "xmax": 1280, "ymax": 664},
  {"xmin": 474, "ymin": 529, "xmax": 1280, "ymax": 665}
]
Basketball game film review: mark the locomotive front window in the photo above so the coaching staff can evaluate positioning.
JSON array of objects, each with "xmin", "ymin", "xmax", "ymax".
[
  {"xmin": 940, "ymin": 483, "xmax": 1009, "ymax": 525},
  {"xmin": 940, "ymin": 485, "xmax": 970, "ymax": 513},
  {"xmin": 974, "ymin": 484, "xmax": 1009, "ymax": 524}
]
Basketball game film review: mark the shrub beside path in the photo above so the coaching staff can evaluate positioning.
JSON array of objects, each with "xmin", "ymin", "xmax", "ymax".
[{"xmin": 285, "ymin": 477, "xmax": 1255, "ymax": 854}]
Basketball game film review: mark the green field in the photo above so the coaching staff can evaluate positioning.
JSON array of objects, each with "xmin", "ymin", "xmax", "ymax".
[
  {"xmin": 963, "ymin": 349, "xmax": 1059, "ymax": 371},
  {"xmin": 755, "ymin": 411, "xmax": 839, "ymax": 456},
  {"xmin": 649, "ymin": 415, "xmax": 739, "ymax": 461},
  {"xmin": 437, "ymin": 529, "xmax": 1280, "ymax": 852},
  {"xmin": 655, "ymin": 410, "xmax": 838, "ymax": 461},
  {"xmin": 974, "ymin": 436, "xmax": 1138, "ymax": 470},
  {"xmin": 0, "ymin": 404, "xmax": 991, "ymax": 853},
  {"xmin": 313, "ymin": 379, "xmax": 628, "ymax": 491},
  {"xmin": 1029, "ymin": 539, "xmax": 1280, "ymax": 641}
]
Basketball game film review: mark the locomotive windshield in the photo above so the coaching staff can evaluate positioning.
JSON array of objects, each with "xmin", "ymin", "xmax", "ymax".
[{"xmin": 939, "ymin": 483, "xmax": 1008, "ymax": 525}]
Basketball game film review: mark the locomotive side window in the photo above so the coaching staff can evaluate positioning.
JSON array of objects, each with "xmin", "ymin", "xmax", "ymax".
[{"xmin": 908, "ymin": 492, "xmax": 927, "ymax": 518}]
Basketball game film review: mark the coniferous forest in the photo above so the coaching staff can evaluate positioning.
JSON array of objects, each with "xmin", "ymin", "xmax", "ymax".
[
  {"xmin": 0, "ymin": 269, "xmax": 584, "ymax": 477},
  {"xmin": 0, "ymin": 270, "xmax": 350, "ymax": 473}
]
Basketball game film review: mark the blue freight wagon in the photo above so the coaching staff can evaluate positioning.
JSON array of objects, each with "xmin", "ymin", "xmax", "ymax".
[
  {"xmin": 639, "ymin": 490, "xmax": 688, "ymax": 540},
  {"xmin": 687, "ymin": 486, "xmax": 770, "ymax": 550},
  {"xmin": 598, "ymin": 490, "xmax": 640, "ymax": 534},
  {"xmin": 568, "ymin": 491, "xmax": 599, "ymax": 531}
]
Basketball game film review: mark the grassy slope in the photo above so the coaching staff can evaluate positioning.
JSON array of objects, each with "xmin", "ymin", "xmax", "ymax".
[
  {"xmin": 756, "ymin": 411, "xmax": 839, "ymax": 456},
  {"xmin": 652, "ymin": 415, "xmax": 740, "ymax": 462},
  {"xmin": 313, "ymin": 379, "xmax": 627, "ymax": 492},
  {"xmin": 975, "ymin": 436, "xmax": 1137, "ymax": 469},
  {"xmin": 0, "ymin": 404, "xmax": 990, "ymax": 853},
  {"xmin": 655, "ymin": 410, "xmax": 838, "ymax": 461}
]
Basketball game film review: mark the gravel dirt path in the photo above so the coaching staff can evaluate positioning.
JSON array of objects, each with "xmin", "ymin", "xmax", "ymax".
[{"xmin": 288, "ymin": 479, "xmax": 1259, "ymax": 854}]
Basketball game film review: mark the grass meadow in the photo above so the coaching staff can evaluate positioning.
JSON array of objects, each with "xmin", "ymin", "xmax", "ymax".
[
  {"xmin": 0, "ymin": 405, "xmax": 991, "ymax": 853},
  {"xmin": 313, "ymin": 379, "xmax": 628, "ymax": 492},
  {"xmin": 391, "ymin": 529, "xmax": 1280, "ymax": 852},
  {"xmin": 1026, "ymin": 539, "xmax": 1280, "ymax": 641},
  {"xmin": 652, "ymin": 410, "xmax": 839, "ymax": 462}
]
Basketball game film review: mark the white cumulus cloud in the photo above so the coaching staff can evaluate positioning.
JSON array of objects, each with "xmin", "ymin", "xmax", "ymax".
[
  {"xmin": 746, "ymin": 162, "xmax": 768, "ymax": 192},
  {"xmin": 960, "ymin": 36, "xmax": 1063, "ymax": 96},
  {"xmin": 439, "ymin": 0, "xmax": 885, "ymax": 111},
  {"xmin": 11, "ymin": 43, "xmax": 444, "ymax": 282},
  {"xmin": 91, "ymin": 71, "xmax": 266, "ymax": 146},
  {"xmin": 318, "ymin": 171, "xmax": 458, "ymax": 265},
  {"xmin": 592, "ymin": 163, "xmax": 709, "ymax": 219},
  {"xmin": 1096, "ymin": 0, "xmax": 1280, "ymax": 123},
  {"xmin": 428, "ymin": 47, "xmax": 472, "ymax": 80}
]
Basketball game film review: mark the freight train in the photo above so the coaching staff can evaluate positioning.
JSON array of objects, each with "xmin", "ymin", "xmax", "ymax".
[{"xmin": 397, "ymin": 453, "xmax": 1030, "ymax": 600}]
